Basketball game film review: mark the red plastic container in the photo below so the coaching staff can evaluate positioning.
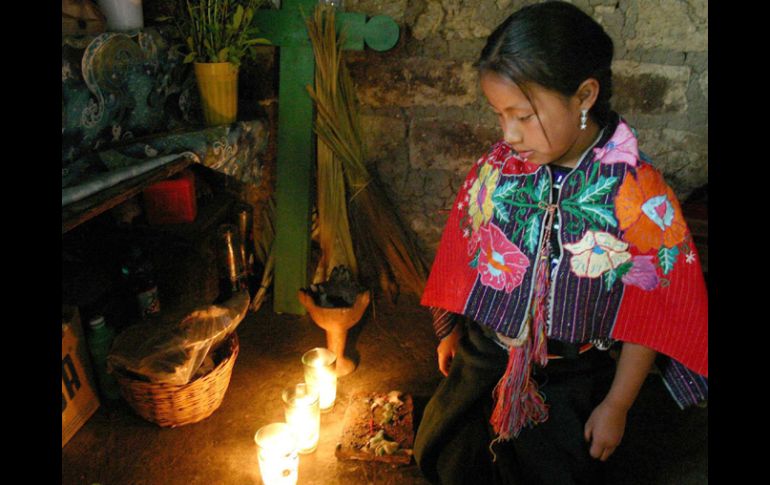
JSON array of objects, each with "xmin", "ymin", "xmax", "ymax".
[{"xmin": 142, "ymin": 170, "xmax": 197, "ymax": 225}]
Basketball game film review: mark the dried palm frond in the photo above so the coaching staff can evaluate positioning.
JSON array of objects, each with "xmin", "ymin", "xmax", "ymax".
[
  {"xmin": 250, "ymin": 195, "xmax": 276, "ymax": 312},
  {"xmin": 305, "ymin": 5, "xmax": 428, "ymax": 299}
]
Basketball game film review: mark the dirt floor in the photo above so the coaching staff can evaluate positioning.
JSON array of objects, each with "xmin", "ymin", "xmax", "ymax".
[{"xmin": 62, "ymin": 293, "xmax": 707, "ymax": 485}]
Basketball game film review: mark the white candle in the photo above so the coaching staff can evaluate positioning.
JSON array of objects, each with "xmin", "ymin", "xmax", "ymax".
[
  {"xmin": 302, "ymin": 348, "xmax": 337, "ymax": 412},
  {"xmin": 254, "ymin": 423, "xmax": 299, "ymax": 485},
  {"xmin": 282, "ymin": 383, "xmax": 320, "ymax": 454}
]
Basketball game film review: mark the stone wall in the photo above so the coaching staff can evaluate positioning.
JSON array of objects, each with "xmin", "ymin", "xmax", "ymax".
[{"xmin": 344, "ymin": 0, "xmax": 708, "ymax": 258}]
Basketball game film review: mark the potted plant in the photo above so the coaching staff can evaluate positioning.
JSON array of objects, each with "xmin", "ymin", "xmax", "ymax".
[{"xmin": 174, "ymin": 0, "xmax": 270, "ymax": 126}]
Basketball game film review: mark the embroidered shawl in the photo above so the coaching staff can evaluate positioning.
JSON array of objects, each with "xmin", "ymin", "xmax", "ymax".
[{"xmin": 421, "ymin": 114, "xmax": 708, "ymax": 383}]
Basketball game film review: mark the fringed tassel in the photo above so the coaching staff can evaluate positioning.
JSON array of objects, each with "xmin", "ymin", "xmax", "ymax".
[
  {"xmin": 489, "ymin": 218, "xmax": 554, "ymax": 442},
  {"xmin": 489, "ymin": 335, "xmax": 549, "ymax": 441}
]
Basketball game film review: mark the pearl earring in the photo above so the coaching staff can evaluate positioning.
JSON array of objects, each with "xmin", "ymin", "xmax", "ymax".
[{"xmin": 580, "ymin": 109, "xmax": 588, "ymax": 130}]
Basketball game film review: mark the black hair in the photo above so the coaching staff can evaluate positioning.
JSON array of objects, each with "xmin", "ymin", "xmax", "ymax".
[{"xmin": 477, "ymin": 1, "xmax": 614, "ymax": 127}]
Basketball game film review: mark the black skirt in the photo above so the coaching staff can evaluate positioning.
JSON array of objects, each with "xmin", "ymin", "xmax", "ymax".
[{"xmin": 414, "ymin": 319, "xmax": 617, "ymax": 485}]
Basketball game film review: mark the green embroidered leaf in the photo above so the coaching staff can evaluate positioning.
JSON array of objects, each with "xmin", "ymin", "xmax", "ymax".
[
  {"xmin": 577, "ymin": 176, "xmax": 618, "ymax": 204},
  {"xmin": 534, "ymin": 176, "xmax": 550, "ymax": 203},
  {"xmin": 615, "ymin": 261, "xmax": 634, "ymax": 279},
  {"xmin": 604, "ymin": 269, "xmax": 618, "ymax": 290},
  {"xmin": 492, "ymin": 197, "xmax": 510, "ymax": 223},
  {"xmin": 493, "ymin": 180, "xmax": 519, "ymax": 200},
  {"xmin": 658, "ymin": 246, "xmax": 680, "ymax": 275},
  {"xmin": 576, "ymin": 204, "xmax": 618, "ymax": 228},
  {"xmin": 470, "ymin": 249, "xmax": 480, "ymax": 269},
  {"xmin": 523, "ymin": 213, "xmax": 542, "ymax": 254},
  {"xmin": 491, "ymin": 181, "xmax": 518, "ymax": 223}
]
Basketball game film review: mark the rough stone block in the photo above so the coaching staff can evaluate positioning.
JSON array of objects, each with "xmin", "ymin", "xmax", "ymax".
[
  {"xmin": 349, "ymin": 56, "xmax": 478, "ymax": 108},
  {"xmin": 626, "ymin": 0, "xmax": 707, "ymax": 52},
  {"xmin": 612, "ymin": 60, "xmax": 691, "ymax": 115},
  {"xmin": 594, "ymin": 4, "xmax": 625, "ymax": 42},
  {"xmin": 636, "ymin": 128, "xmax": 707, "ymax": 200},
  {"xmin": 698, "ymin": 70, "xmax": 708, "ymax": 101},
  {"xmin": 345, "ymin": 0, "xmax": 408, "ymax": 23},
  {"xmin": 413, "ymin": 0, "xmax": 493, "ymax": 41},
  {"xmin": 360, "ymin": 113, "xmax": 408, "ymax": 164},
  {"xmin": 412, "ymin": 0, "xmax": 445, "ymax": 40},
  {"xmin": 408, "ymin": 118, "xmax": 499, "ymax": 172}
]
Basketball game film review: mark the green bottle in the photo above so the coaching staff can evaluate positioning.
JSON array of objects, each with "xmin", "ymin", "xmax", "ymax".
[{"xmin": 87, "ymin": 315, "xmax": 120, "ymax": 400}]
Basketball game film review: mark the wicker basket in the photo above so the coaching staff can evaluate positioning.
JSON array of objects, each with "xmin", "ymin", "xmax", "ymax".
[{"xmin": 115, "ymin": 332, "xmax": 240, "ymax": 427}]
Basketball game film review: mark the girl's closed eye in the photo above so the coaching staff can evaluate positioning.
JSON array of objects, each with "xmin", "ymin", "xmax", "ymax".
[{"xmin": 518, "ymin": 113, "xmax": 535, "ymax": 122}]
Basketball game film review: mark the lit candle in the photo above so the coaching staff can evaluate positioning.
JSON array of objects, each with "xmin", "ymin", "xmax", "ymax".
[
  {"xmin": 254, "ymin": 423, "xmax": 299, "ymax": 485},
  {"xmin": 282, "ymin": 383, "xmax": 320, "ymax": 454},
  {"xmin": 302, "ymin": 348, "xmax": 337, "ymax": 412}
]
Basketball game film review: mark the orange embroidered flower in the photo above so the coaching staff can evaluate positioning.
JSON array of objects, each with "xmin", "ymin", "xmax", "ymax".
[{"xmin": 615, "ymin": 165, "xmax": 687, "ymax": 253}]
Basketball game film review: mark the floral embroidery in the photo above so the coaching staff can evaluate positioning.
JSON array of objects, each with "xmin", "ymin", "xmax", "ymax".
[
  {"xmin": 686, "ymin": 252, "xmax": 696, "ymax": 264},
  {"xmin": 563, "ymin": 230, "xmax": 631, "ymax": 279},
  {"xmin": 593, "ymin": 122, "xmax": 638, "ymax": 167},
  {"xmin": 621, "ymin": 255, "xmax": 660, "ymax": 290},
  {"xmin": 467, "ymin": 163, "xmax": 500, "ymax": 233},
  {"xmin": 615, "ymin": 164, "xmax": 687, "ymax": 254},
  {"xmin": 560, "ymin": 162, "xmax": 619, "ymax": 235},
  {"xmin": 477, "ymin": 223, "xmax": 530, "ymax": 292}
]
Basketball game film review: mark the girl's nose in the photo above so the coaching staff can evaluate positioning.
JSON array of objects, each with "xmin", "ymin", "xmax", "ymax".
[{"xmin": 502, "ymin": 120, "xmax": 522, "ymax": 145}]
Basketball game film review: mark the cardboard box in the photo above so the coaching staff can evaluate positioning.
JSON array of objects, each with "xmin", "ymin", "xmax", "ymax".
[{"xmin": 62, "ymin": 306, "xmax": 100, "ymax": 447}]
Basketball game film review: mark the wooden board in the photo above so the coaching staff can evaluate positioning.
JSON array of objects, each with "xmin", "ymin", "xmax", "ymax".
[{"xmin": 335, "ymin": 391, "xmax": 414, "ymax": 465}]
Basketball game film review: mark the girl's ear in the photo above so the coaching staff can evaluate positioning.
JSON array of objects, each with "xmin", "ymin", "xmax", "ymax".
[{"xmin": 576, "ymin": 78, "xmax": 600, "ymax": 110}]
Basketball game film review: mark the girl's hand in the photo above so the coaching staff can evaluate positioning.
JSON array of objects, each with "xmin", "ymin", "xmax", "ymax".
[
  {"xmin": 437, "ymin": 324, "xmax": 462, "ymax": 377},
  {"xmin": 584, "ymin": 399, "xmax": 628, "ymax": 461}
]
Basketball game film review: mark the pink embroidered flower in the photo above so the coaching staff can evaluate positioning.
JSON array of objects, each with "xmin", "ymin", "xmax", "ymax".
[
  {"xmin": 563, "ymin": 230, "xmax": 632, "ymax": 279},
  {"xmin": 622, "ymin": 255, "xmax": 660, "ymax": 290},
  {"xmin": 593, "ymin": 122, "xmax": 638, "ymax": 167},
  {"xmin": 477, "ymin": 223, "xmax": 530, "ymax": 293}
]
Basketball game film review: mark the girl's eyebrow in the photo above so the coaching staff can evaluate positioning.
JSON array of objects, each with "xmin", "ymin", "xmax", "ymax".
[
  {"xmin": 485, "ymin": 100, "xmax": 533, "ymax": 111},
  {"xmin": 488, "ymin": 103, "xmax": 533, "ymax": 112}
]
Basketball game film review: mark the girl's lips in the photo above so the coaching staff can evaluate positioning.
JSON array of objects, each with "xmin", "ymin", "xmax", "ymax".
[{"xmin": 517, "ymin": 150, "xmax": 533, "ymax": 159}]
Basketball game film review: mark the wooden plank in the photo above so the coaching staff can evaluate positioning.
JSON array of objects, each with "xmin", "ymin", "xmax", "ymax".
[{"xmin": 62, "ymin": 157, "xmax": 192, "ymax": 234}]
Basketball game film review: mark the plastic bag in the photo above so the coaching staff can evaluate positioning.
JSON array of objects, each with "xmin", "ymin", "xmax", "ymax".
[{"xmin": 108, "ymin": 291, "xmax": 250, "ymax": 385}]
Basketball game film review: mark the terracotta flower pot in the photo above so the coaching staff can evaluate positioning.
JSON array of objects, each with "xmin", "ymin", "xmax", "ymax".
[{"xmin": 297, "ymin": 289, "xmax": 370, "ymax": 377}]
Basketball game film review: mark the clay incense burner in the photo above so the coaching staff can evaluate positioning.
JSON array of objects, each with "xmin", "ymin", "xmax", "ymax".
[{"xmin": 298, "ymin": 288, "xmax": 370, "ymax": 377}]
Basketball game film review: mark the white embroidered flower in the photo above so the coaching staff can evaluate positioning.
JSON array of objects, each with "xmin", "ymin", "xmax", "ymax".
[
  {"xmin": 686, "ymin": 252, "xmax": 696, "ymax": 264},
  {"xmin": 457, "ymin": 201, "xmax": 464, "ymax": 210},
  {"xmin": 563, "ymin": 230, "xmax": 632, "ymax": 279}
]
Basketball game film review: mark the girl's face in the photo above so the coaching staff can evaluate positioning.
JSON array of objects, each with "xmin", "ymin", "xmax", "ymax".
[{"xmin": 480, "ymin": 71, "xmax": 597, "ymax": 168}]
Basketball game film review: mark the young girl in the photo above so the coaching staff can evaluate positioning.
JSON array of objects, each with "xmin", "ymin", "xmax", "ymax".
[{"xmin": 414, "ymin": 3, "xmax": 708, "ymax": 484}]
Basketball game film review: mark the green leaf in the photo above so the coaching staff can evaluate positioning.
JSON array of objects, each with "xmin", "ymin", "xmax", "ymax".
[
  {"xmin": 658, "ymin": 246, "xmax": 679, "ymax": 275},
  {"xmin": 183, "ymin": 52, "xmax": 196, "ymax": 63},
  {"xmin": 534, "ymin": 176, "xmax": 549, "ymax": 203},
  {"xmin": 523, "ymin": 213, "xmax": 542, "ymax": 254},
  {"xmin": 615, "ymin": 261, "xmax": 633, "ymax": 279},
  {"xmin": 218, "ymin": 47, "xmax": 230, "ymax": 62},
  {"xmin": 493, "ymin": 198, "xmax": 510, "ymax": 223},
  {"xmin": 494, "ymin": 180, "xmax": 519, "ymax": 200},
  {"xmin": 573, "ymin": 205, "xmax": 617, "ymax": 228},
  {"xmin": 233, "ymin": 5, "xmax": 244, "ymax": 29},
  {"xmin": 604, "ymin": 269, "xmax": 618, "ymax": 290},
  {"xmin": 470, "ymin": 249, "xmax": 480, "ymax": 269},
  {"xmin": 245, "ymin": 38, "xmax": 271, "ymax": 45},
  {"xmin": 577, "ymin": 176, "xmax": 618, "ymax": 204}
]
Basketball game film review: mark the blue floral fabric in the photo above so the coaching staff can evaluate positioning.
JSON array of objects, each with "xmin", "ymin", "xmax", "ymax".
[{"xmin": 62, "ymin": 27, "xmax": 268, "ymax": 201}]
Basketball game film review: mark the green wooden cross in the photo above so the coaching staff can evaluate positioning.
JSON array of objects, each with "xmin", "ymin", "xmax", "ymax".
[{"xmin": 253, "ymin": 1, "xmax": 400, "ymax": 314}]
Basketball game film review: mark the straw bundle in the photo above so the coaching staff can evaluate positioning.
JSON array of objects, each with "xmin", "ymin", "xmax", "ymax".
[{"xmin": 305, "ymin": 5, "xmax": 428, "ymax": 299}]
